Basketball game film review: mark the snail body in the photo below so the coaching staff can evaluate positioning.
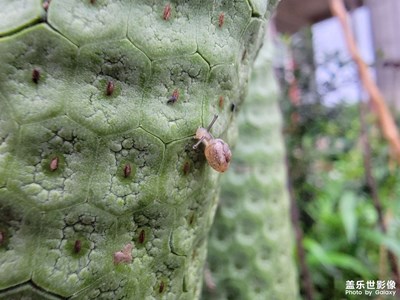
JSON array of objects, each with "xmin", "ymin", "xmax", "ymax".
[{"xmin": 193, "ymin": 115, "xmax": 232, "ymax": 173}]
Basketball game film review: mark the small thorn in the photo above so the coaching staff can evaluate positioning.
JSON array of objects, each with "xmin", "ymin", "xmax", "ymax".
[
  {"xmin": 106, "ymin": 80, "xmax": 114, "ymax": 96},
  {"xmin": 230, "ymin": 103, "xmax": 236, "ymax": 112},
  {"xmin": 50, "ymin": 157, "xmax": 59, "ymax": 171},
  {"xmin": 218, "ymin": 12, "xmax": 225, "ymax": 28},
  {"xmin": 138, "ymin": 229, "xmax": 145, "ymax": 244},
  {"xmin": 163, "ymin": 3, "xmax": 171, "ymax": 20},
  {"xmin": 32, "ymin": 68, "xmax": 40, "ymax": 84},
  {"xmin": 74, "ymin": 240, "xmax": 82, "ymax": 253},
  {"xmin": 218, "ymin": 96, "xmax": 224, "ymax": 109},
  {"xmin": 123, "ymin": 163, "xmax": 131, "ymax": 178},
  {"xmin": 159, "ymin": 281, "xmax": 165, "ymax": 293},
  {"xmin": 183, "ymin": 161, "xmax": 190, "ymax": 175},
  {"xmin": 167, "ymin": 89, "xmax": 179, "ymax": 104}
]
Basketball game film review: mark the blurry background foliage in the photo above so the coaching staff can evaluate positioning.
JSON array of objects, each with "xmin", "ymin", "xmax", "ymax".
[{"xmin": 275, "ymin": 26, "xmax": 400, "ymax": 299}]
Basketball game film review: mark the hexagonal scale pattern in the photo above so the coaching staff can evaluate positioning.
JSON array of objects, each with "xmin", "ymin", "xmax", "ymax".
[
  {"xmin": 67, "ymin": 39, "xmax": 150, "ymax": 136},
  {"xmin": 0, "ymin": 191, "xmax": 40, "ymax": 290},
  {"xmin": 0, "ymin": 0, "xmax": 42, "ymax": 36},
  {"xmin": 32, "ymin": 204, "xmax": 117, "ymax": 297},
  {"xmin": 0, "ymin": 24, "xmax": 78, "ymax": 124},
  {"xmin": 0, "ymin": 1, "xmax": 276, "ymax": 299},
  {"xmin": 90, "ymin": 128, "xmax": 165, "ymax": 215},
  {"xmin": 7, "ymin": 116, "xmax": 98, "ymax": 210},
  {"xmin": 47, "ymin": 0, "xmax": 130, "ymax": 46}
]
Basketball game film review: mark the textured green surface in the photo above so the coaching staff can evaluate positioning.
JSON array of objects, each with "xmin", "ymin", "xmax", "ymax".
[
  {"xmin": 202, "ymin": 37, "xmax": 299, "ymax": 299},
  {"xmin": 0, "ymin": 0, "xmax": 43, "ymax": 36},
  {"xmin": 0, "ymin": 0, "xmax": 276, "ymax": 299}
]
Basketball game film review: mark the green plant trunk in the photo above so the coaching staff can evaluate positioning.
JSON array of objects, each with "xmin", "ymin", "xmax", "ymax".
[
  {"xmin": 0, "ymin": 1, "xmax": 278, "ymax": 299},
  {"xmin": 202, "ymin": 34, "xmax": 298, "ymax": 300}
]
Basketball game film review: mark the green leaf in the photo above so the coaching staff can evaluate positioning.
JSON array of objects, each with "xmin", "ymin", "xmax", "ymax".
[
  {"xmin": 304, "ymin": 238, "xmax": 372, "ymax": 278},
  {"xmin": 339, "ymin": 191, "xmax": 358, "ymax": 243},
  {"xmin": 364, "ymin": 230, "xmax": 400, "ymax": 257}
]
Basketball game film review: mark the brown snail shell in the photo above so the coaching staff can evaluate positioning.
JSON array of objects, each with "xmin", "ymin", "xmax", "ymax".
[
  {"xmin": 204, "ymin": 138, "xmax": 232, "ymax": 172},
  {"xmin": 193, "ymin": 115, "xmax": 232, "ymax": 173}
]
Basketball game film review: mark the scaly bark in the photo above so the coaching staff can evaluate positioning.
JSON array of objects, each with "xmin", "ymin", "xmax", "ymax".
[{"xmin": 0, "ymin": 0, "xmax": 279, "ymax": 299}]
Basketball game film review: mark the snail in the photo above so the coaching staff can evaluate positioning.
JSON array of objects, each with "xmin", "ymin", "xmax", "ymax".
[{"xmin": 193, "ymin": 115, "xmax": 231, "ymax": 173}]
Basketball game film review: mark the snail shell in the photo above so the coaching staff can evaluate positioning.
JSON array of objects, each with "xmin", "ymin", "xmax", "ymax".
[
  {"xmin": 193, "ymin": 115, "xmax": 232, "ymax": 173},
  {"xmin": 204, "ymin": 138, "xmax": 232, "ymax": 172}
]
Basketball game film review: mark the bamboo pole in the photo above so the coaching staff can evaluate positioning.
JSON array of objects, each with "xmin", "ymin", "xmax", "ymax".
[{"xmin": 329, "ymin": 0, "xmax": 400, "ymax": 164}]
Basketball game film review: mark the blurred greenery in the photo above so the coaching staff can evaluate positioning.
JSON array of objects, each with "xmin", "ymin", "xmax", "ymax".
[{"xmin": 281, "ymin": 99, "xmax": 400, "ymax": 299}]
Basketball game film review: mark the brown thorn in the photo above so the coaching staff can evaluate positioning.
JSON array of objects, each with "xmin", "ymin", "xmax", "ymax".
[
  {"xmin": 218, "ymin": 96, "xmax": 224, "ymax": 109},
  {"xmin": 138, "ymin": 229, "xmax": 145, "ymax": 244},
  {"xmin": 74, "ymin": 240, "xmax": 82, "ymax": 253},
  {"xmin": 163, "ymin": 3, "xmax": 171, "ymax": 20},
  {"xmin": 159, "ymin": 281, "xmax": 165, "ymax": 293},
  {"xmin": 32, "ymin": 68, "xmax": 40, "ymax": 84},
  {"xmin": 106, "ymin": 80, "xmax": 114, "ymax": 96},
  {"xmin": 124, "ymin": 163, "xmax": 131, "ymax": 178},
  {"xmin": 218, "ymin": 12, "xmax": 224, "ymax": 28},
  {"xmin": 183, "ymin": 161, "xmax": 190, "ymax": 175},
  {"xmin": 167, "ymin": 89, "xmax": 179, "ymax": 104}
]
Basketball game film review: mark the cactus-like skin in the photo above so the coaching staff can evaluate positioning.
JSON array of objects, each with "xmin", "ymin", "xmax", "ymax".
[
  {"xmin": 0, "ymin": 0, "xmax": 278, "ymax": 299},
  {"xmin": 202, "ymin": 37, "xmax": 299, "ymax": 299}
]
